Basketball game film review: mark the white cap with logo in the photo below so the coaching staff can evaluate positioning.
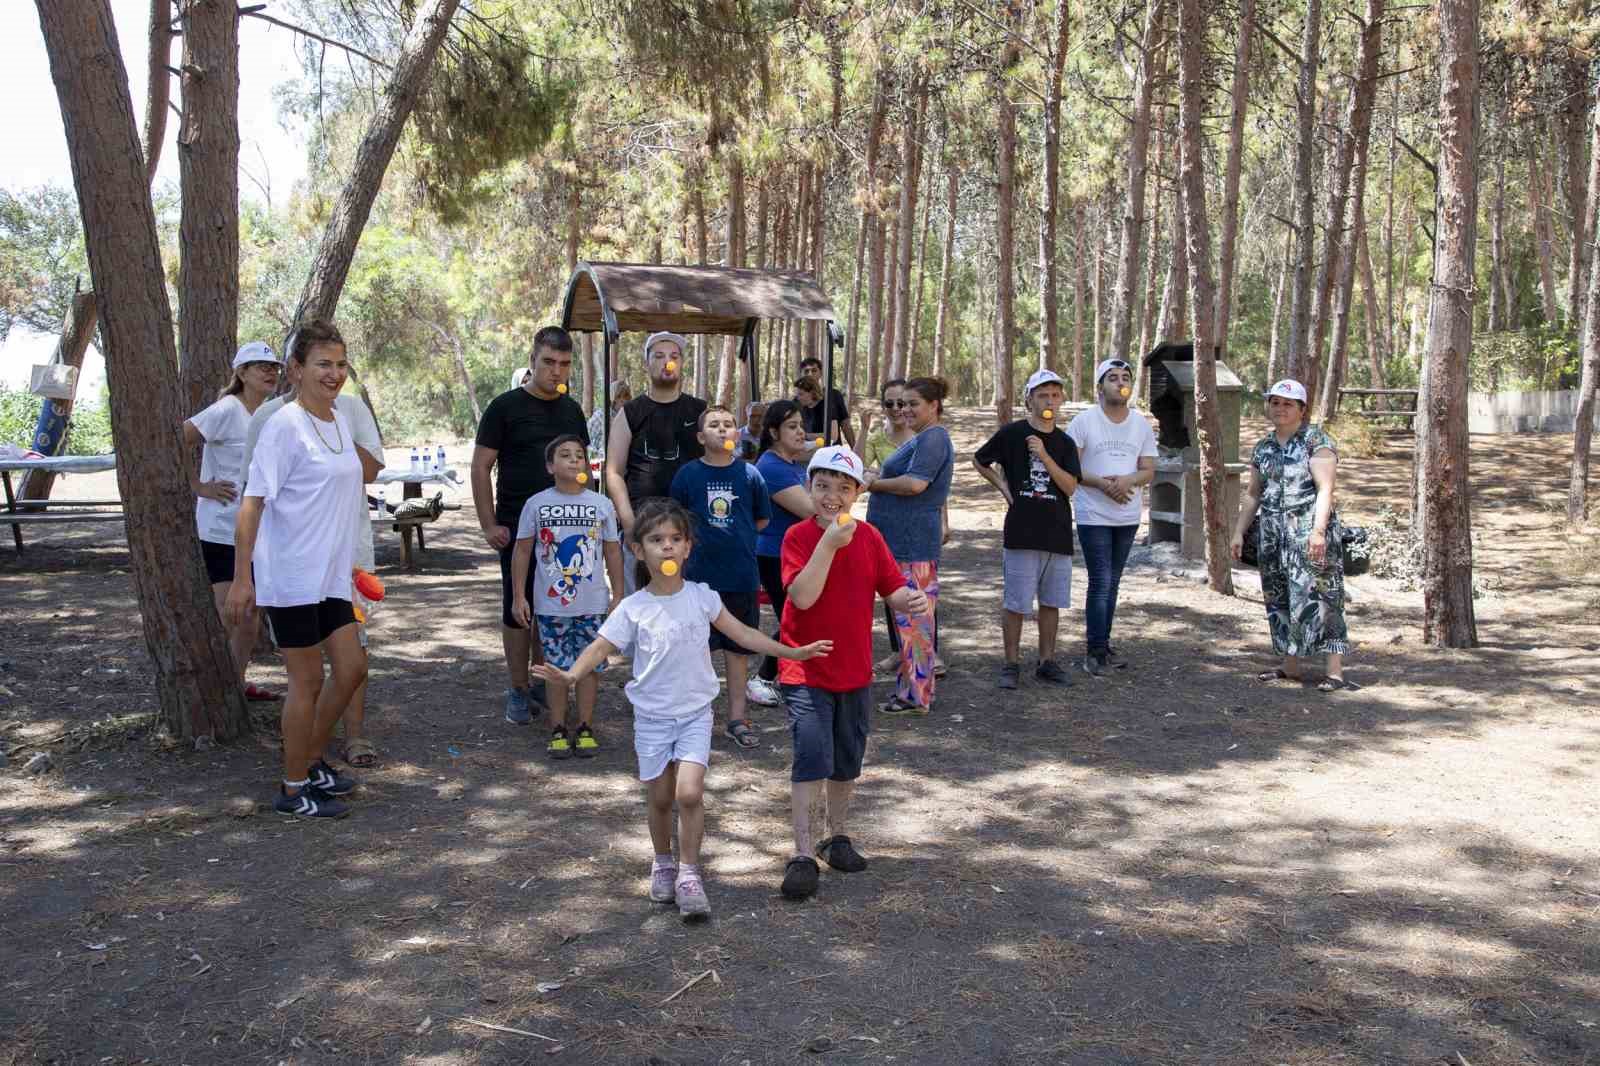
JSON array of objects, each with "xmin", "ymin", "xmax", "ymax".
[
  {"xmin": 232, "ymin": 341, "xmax": 279, "ymax": 369},
  {"xmin": 1266, "ymin": 379, "xmax": 1308, "ymax": 404},
  {"xmin": 807, "ymin": 445, "xmax": 866, "ymax": 485},
  {"xmin": 1094, "ymin": 358, "xmax": 1133, "ymax": 384},
  {"xmin": 644, "ymin": 331, "xmax": 689, "ymax": 358},
  {"xmin": 1024, "ymin": 369, "xmax": 1065, "ymax": 395}
]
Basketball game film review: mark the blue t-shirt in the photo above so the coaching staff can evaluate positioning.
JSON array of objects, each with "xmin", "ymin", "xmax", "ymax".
[
  {"xmin": 669, "ymin": 458, "xmax": 771, "ymax": 592},
  {"xmin": 866, "ymin": 424, "xmax": 955, "ymax": 562},
  {"xmin": 755, "ymin": 450, "xmax": 810, "ymax": 557}
]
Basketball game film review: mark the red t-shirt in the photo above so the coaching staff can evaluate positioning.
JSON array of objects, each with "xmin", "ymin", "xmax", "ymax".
[{"xmin": 778, "ymin": 517, "xmax": 906, "ymax": 691}]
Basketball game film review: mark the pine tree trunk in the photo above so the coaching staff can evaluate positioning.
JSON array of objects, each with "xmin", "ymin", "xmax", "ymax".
[
  {"xmin": 1488, "ymin": 151, "xmax": 1506, "ymax": 330},
  {"xmin": 293, "ymin": 0, "xmax": 460, "ymax": 325},
  {"xmin": 1316, "ymin": 0, "xmax": 1384, "ymax": 423},
  {"xmin": 1071, "ymin": 200, "xmax": 1086, "ymax": 401},
  {"xmin": 867, "ymin": 214, "xmax": 886, "ymax": 401},
  {"xmin": 1038, "ymin": 0, "xmax": 1070, "ymax": 376},
  {"xmin": 1568, "ymin": 64, "xmax": 1600, "ymax": 524},
  {"xmin": 1530, "ymin": 133, "xmax": 1561, "ymax": 323},
  {"xmin": 1286, "ymin": 0, "xmax": 1324, "ymax": 382},
  {"xmin": 1560, "ymin": 58, "xmax": 1589, "ymax": 327},
  {"xmin": 1582, "ymin": 78, "xmax": 1600, "ymax": 331},
  {"xmin": 909, "ymin": 124, "xmax": 937, "ymax": 374},
  {"xmin": 1417, "ymin": 0, "xmax": 1479, "ymax": 648},
  {"xmin": 716, "ymin": 151, "xmax": 744, "ymax": 409},
  {"xmin": 932, "ymin": 166, "xmax": 958, "ymax": 383},
  {"xmin": 845, "ymin": 205, "xmax": 869, "ymax": 404},
  {"xmin": 1267, "ymin": 225, "xmax": 1292, "ymax": 383},
  {"xmin": 34, "ymin": 0, "xmax": 250, "ymax": 740},
  {"xmin": 994, "ymin": 21, "xmax": 1022, "ymax": 425},
  {"xmin": 1156, "ymin": 198, "xmax": 1187, "ymax": 344},
  {"xmin": 854, "ymin": 74, "xmax": 888, "ymax": 400},
  {"xmin": 1176, "ymin": 0, "xmax": 1233, "ymax": 594},
  {"xmin": 142, "ymin": 0, "xmax": 172, "ymax": 184},
  {"xmin": 1139, "ymin": 129, "xmax": 1165, "ymax": 359},
  {"xmin": 692, "ymin": 161, "xmax": 709, "ymax": 393},
  {"xmin": 1356, "ymin": 217, "xmax": 1389, "ymax": 395},
  {"xmin": 1214, "ymin": 0, "xmax": 1255, "ymax": 363},
  {"xmin": 881, "ymin": 193, "xmax": 901, "ymax": 388},
  {"xmin": 892, "ymin": 83, "xmax": 926, "ymax": 380},
  {"xmin": 175, "ymin": 0, "xmax": 240, "ymax": 417},
  {"xmin": 1108, "ymin": 0, "xmax": 1165, "ymax": 361}
]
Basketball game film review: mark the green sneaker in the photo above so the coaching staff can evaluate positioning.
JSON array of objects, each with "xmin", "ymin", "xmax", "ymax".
[
  {"xmin": 573, "ymin": 724, "xmax": 600, "ymax": 758},
  {"xmin": 547, "ymin": 726, "xmax": 573, "ymax": 760}
]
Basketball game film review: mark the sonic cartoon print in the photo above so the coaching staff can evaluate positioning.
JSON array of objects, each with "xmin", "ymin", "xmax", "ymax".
[{"xmin": 538, "ymin": 516, "xmax": 602, "ymax": 608}]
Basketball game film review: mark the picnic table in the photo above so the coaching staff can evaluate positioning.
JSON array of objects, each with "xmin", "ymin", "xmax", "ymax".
[
  {"xmin": 1, "ymin": 454, "xmax": 121, "ymax": 552},
  {"xmin": 373, "ymin": 467, "xmax": 464, "ymax": 569}
]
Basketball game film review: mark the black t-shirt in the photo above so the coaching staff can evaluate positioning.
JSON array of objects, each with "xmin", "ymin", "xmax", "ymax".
[
  {"xmin": 475, "ymin": 387, "xmax": 589, "ymax": 526},
  {"xmin": 974, "ymin": 418, "xmax": 1082, "ymax": 555},
  {"xmin": 622, "ymin": 393, "xmax": 708, "ymax": 503},
  {"xmin": 801, "ymin": 387, "xmax": 850, "ymax": 441}
]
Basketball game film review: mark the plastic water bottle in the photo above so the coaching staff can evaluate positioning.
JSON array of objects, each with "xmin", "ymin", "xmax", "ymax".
[
  {"xmin": 436, "ymin": 445, "xmax": 447, "ymax": 475},
  {"xmin": 409, "ymin": 447, "xmax": 420, "ymax": 476}
]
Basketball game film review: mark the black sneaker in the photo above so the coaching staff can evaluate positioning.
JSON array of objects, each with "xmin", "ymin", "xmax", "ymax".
[
  {"xmin": 1035, "ymin": 659, "xmax": 1073, "ymax": 686},
  {"xmin": 1105, "ymin": 646, "xmax": 1129, "ymax": 670},
  {"xmin": 572, "ymin": 724, "xmax": 599, "ymax": 758},
  {"xmin": 997, "ymin": 662, "xmax": 1021, "ymax": 690},
  {"xmin": 817, "ymin": 835, "xmax": 868, "ymax": 873},
  {"xmin": 781, "ymin": 855, "xmax": 821, "ymax": 900},
  {"xmin": 274, "ymin": 785, "xmax": 350, "ymax": 819},
  {"xmin": 308, "ymin": 760, "xmax": 356, "ymax": 796},
  {"xmin": 1082, "ymin": 653, "xmax": 1108, "ymax": 678}
]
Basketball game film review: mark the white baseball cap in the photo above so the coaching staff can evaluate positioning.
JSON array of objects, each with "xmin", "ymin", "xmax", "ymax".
[
  {"xmin": 1266, "ymin": 379, "xmax": 1308, "ymax": 404},
  {"xmin": 807, "ymin": 445, "xmax": 866, "ymax": 485},
  {"xmin": 511, "ymin": 366, "xmax": 532, "ymax": 389},
  {"xmin": 644, "ymin": 331, "xmax": 689, "ymax": 358},
  {"xmin": 1025, "ymin": 369, "xmax": 1065, "ymax": 395},
  {"xmin": 232, "ymin": 341, "xmax": 279, "ymax": 369},
  {"xmin": 1095, "ymin": 358, "xmax": 1134, "ymax": 384}
]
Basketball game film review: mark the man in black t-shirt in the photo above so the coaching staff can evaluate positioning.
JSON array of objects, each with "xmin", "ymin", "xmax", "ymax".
[
  {"xmin": 605, "ymin": 330, "xmax": 707, "ymax": 592},
  {"xmin": 473, "ymin": 325, "xmax": 589, "ymax": 724},
  {"xmin": 973, "ymin": 369, "xmax": 1082, "ymax": 690},
  {"xmin": 797, "ymin": 354, "xmax": 855, "ymax": 448}
]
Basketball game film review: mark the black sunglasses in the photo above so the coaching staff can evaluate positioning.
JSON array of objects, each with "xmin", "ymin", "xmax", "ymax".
[{"xmin": 882, "ymin": 399, "xmax": 908, "ymax": 408}]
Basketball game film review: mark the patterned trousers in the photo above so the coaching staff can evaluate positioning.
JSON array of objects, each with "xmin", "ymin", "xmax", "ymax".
[
  {"xmin": 891, "ymin": 560, "xmax": 939, "ymax": 707},
  {"xmin": 1258, "ymin": 508, "xmax": 1349, "ymax": 657}
]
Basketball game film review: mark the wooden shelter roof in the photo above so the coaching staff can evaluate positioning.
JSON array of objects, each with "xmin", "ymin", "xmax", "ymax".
[{"xmin": 561, "ymin": 262, "xmax": 839, "ymax": 337}]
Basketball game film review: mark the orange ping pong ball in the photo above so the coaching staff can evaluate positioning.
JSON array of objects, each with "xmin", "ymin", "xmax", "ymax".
[
  {"xmin": 665, "ymin": 361, "xmax": 678, "ymax": 372},
  {"xmin": 660, "ymin": 559, "xmax": 679, "ymax": 576},
  {"xmin": 723, "ymin": 438, "xmax": 736, "ymax": 451},
  {"xmin": 576, "ymin": 471, "xmax": 589, "ymax": 484},
  {"xmin": 556, "ymin": 383, "xmax": 567, "ymax": 394},
  {"xmin": 837, "ymin": 514, "xmax": 852, "ymax": 526},
  {"xmin": 1042, "ymin": 409, "xmax": 1054, "ymax": 420},
  {"xmin": 1119, "ymin": 386, "xmax": 1132, "ymax": 398},
  {"xmin": 815, "ymin": 437, "xmax": 824, "ymax": 447}
]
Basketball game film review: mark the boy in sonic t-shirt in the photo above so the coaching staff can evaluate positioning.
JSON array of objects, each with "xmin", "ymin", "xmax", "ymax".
[
  {"xmin": 774, "ymin": 446, "xmax": 929, "ymax": 902},
  {"xmin": 512, "ymin": 435, "xmax": 624, "ymax": 760},
  {"xmin": 669, "ymin": 405, "xmax": 774, "ymax": 748}
]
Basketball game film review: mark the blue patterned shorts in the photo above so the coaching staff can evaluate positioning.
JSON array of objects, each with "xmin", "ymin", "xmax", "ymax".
[{"xmin": 536, "ymin": 614, "xmax": 608, "ymax": 672}]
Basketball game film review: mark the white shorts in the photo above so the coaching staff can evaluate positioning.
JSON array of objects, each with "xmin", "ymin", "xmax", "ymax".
[
  {"xmin": 633, "ymin": 706, "xmax": 713, "ymax": 781},
  {"xmin": 1002, "ymin": 548, "xmax": 1072, "ymax": 616}
]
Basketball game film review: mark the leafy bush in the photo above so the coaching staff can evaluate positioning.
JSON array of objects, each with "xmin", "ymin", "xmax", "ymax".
[
  {"xmin": 1471, "ymin": 326, "xmax": 1580, "ymax": 392},
  {"xmin": 1361, "ymin": 504, "xmax": 1423, "ymax": 588},
  {"xmin": 1322, "ymin": 416, "xmax": 1387, "ymax": 459},
  {"xmin": 0, "ymin": 388, "xmax": 114, "ymax": 455}
]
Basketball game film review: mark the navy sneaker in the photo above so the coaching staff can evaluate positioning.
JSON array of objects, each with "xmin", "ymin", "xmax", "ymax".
[
  {"xmin": 504, "ymin": 687, "xmax": 532, "ymax": 725},
  {"xmin": 308, "ymin": 760, "xmax": 356, "ymax": 796},
  {"xmin": 1035, "ymin": 659, "xmax": 1073, "ymax": 686},
  {"xmin": 274, "ymin": 785, "xmax": 350, "ymax": 819}
]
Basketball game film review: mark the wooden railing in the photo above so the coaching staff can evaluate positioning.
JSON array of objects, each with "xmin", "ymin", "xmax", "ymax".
[{"xmin": 1336, "ymin": 387, "xmax": 1418, "ymax": 424}]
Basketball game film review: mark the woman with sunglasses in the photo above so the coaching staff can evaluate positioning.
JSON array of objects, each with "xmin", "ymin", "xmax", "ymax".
[{"xmin": 752, "ymin": 399, "xmax": 817, "ymax": 701}]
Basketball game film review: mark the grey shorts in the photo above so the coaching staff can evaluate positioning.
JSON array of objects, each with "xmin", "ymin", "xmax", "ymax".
[{"xmin": 1003, "ymin": 548, "xmax": 1072, "ymax": 616}]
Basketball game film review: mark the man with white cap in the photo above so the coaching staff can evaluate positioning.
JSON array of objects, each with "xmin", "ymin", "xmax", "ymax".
[
  {"xmin": 605, "ymin": 331, "xmax": 707, "ymax": 593},
  {"xmin": 1065, "ymin": 358, "xmax": 1157, "ymax": 676},
  {"xmin": 973, "ymin": 368, "xmax": 1082, "ymax": 689}
]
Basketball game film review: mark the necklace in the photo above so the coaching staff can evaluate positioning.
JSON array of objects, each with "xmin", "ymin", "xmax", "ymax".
[{"xmin": 299, "ymin": 400, "xmax": 345, "ymax": 453}]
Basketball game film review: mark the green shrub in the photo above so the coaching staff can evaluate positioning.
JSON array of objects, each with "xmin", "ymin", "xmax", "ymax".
[
  {"xmin": 1321, "ymin": 416, "xmax": 1386, "ymax": 459},
  {"xmin": 0, "ymin": 388, "xmax": 114, "ymax": 455}
]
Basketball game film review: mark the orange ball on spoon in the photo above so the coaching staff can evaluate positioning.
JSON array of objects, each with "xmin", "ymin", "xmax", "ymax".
[{"xmin": 660, "ymin": 559, "xmax": 679, "ymax": 576}]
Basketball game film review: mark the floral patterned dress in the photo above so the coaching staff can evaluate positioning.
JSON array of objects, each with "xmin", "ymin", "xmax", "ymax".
[{"xmin": 1251, "ymin": 425, "xmax": 1349, "ymax": 657}]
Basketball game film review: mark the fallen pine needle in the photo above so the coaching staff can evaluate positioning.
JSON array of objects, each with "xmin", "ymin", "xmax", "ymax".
[
  {"xmin": 659, "ymin": 969, "xmax": 717, "ymax": 1005},
  {"xmin": 457, "ymin": 1017, "xmax": 559, "ymax": 1042},
  {"xmin": 783, "ymin": 972, "xmax": 837, "ymax": 984}
]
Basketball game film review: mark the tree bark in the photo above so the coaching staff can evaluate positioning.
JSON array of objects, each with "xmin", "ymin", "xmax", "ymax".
[
  {"xmin": 1139, "ymin": 128, "xmax": 1166, "ymax": 359},
  {"xmin": 1267, "ymin": 224, "xmax": 1292, "ymax": 383},
  {"xmin": 1214, "ymin": 0, "xmax": 1255, "ymax": 364},
  {"xmin": 880, "ymin": 185, "xmax": 901, "ymax": 389},
  {"xmin": 293, "ymin": 0, "xmax": 460, "ymax": 326},
  {"xmin": 1569, "ymin": 65, "xmax": 1600, "ymax": 524},
  {"xmin": 142, "ymin": 0, "xmax": 173, "ymax": 183},
  {"xmin": 1038, "ymin": 0, "xmax": 1070, "ymax": 376},
  {"xmin": 994, "ymin": 17, "xmax": 1023, "ymax": 425},
  {"xmin": 1175, "ymin": 0, "xmax": 1233, "ymax": 594},
  {"xmin": 854, "ymin": 73, "xmax": 888, "ymax": 399},
  {"xmin": 909, "ymin": 123, "xmax": 937, "ymax": 374},
  {"xmin": 1071, "ymin": 199, "xmax": 1086, "ymax": 400},
  {"xmin": 1582, "ymin": 73, "xmax": 1600, "ymax": 331},
  {"xmin": 867, "ymin": 214, "xmax": 886, "ymax": 400},
  {"xmin": 932, "ymin": 165, "xmax": 959, "ymax": 383},
  {"xmin": 1417, "ymin": 0, "xmax": 1479, "ymax": 648},
  {"xmin": 1316, "ymin": 0, "xmax": 1384, "ymax": 423},
  {"xmin": 1108, "ymin": 0, "xmax": 1164, "ymax": 362},
  {"xmin": 1356, "ymin": 217, "xmax": 1389, "ymax": 396},
  {"xmin": 1529, "ymin": 131, "xmax": 1561, "ymax": 323},
  {"xmin": 35, "ymin": 0, "xmax": 250, "ymax": 740},
  {"xmin": 717, "ymin": 150, "xmax": 744, "ymax": 409},
  {"xmin": 1488, "ymin": 150, "xmax": 1506, "ymax": 331},
  {"xmin": 692, "ymin": 158, "xmax": 710, "ymax": 393},
  {"xmin": 1560, "ymin": 58, "xmax": 1589, "ymax": 328},
  {"xmin": 175, "ymin": 0, "xmax": 240, "ymax": 417},
  {"xmin": 892, "ymin": 82, "xmax": 926, "ymax": 379},
  {"xmin": 1286, "ymin": 0, "xmax": 1324, "ymax": 383}
]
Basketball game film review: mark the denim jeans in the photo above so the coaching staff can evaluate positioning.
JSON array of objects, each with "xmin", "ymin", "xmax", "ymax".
[{"xmin": 1078, "ymin": 524, "xmax": 1138, "ymax": 656}]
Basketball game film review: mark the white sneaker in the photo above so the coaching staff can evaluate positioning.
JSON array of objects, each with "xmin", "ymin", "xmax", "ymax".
[{"xmin": 745, "ymin": 678, "xmax": 783, "ymax": 706}]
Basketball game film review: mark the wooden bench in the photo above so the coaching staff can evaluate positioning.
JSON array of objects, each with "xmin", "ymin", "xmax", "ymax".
[
  {"xmin": 3, "ymin": 470, "xmax": 124, "ymax": 551},
  {"xmin": 1337, "ymin": 387, "xmax": 1419, "ymax": 426}
]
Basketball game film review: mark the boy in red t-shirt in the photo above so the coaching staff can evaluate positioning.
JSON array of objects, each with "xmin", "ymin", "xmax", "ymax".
[{"xmin": 777, "ymin": 446, "xmax": 930, "ymax": 900}]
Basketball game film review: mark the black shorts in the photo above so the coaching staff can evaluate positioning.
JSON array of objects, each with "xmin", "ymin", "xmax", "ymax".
[
  {"xmin": 498, "ymin": 541, "xmax": 538, "ymax": 629},
  {"xmin": 200, "ymin": 539, "xmax": 236, "ymax": 585},
  {"xmin": 265, "ymin": 598, "xmax": 357, "ymax": 649},
  {"xmin": 708, "ymin": 590, "xmax": 759, "ymax": 655},
  {"xmin": 782, "ymin": 683, "xmax": 872, "ymax": 783}
]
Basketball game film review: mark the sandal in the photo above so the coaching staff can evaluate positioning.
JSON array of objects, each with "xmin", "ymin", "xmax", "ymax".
[
  {"xmin": 343, "ymin": 737, "xmax": 379, "ymax": 768},
  {"xmin": 725, "ymin": 719, "xmax": 760, "ymax": 748},
  {"xmin": 1255, "ymin": 668, "xmax": 1302, "ymax": 683},
  {"xmin": 879, "ymin": 696, "xmax": 928, "ymax": 717},
  {"xmin": 244, "ymin": 683, "xmax": 280, "ymax": 701},
  {"xmin": 1317, "ymin": 677, "xmax": 1361, "ymax": 693}
]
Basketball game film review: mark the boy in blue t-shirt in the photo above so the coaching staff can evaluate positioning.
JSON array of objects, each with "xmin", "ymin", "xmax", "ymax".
[{"xmin": 669, "ymin": 404, "xmax": 773, "ymax": 747}]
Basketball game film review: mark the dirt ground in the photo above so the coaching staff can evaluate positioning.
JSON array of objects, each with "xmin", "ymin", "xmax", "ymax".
[{"xmin": 3, "ymin": 410, "xmax": 1598, "ymax": 1066}]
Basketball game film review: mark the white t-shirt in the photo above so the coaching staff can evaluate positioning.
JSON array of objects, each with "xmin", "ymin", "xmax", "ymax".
[
  {"xmin": 244, "ymin": 403, "xmax": 365, "ymax": 607},
  {"xmin": 597, "ymin": 581, "xmax": 722, "ymax": 719},
  {"xmin": 243, "ymin": 392, "xmax": 384, "ymax": 569},
  {"xmin": 1065, "ymin": 404, "xmax": 1158, "ymax": 527},
  {"xmin": 187, "ymin": 395, "xmax": 250, "ymax": 546},
  {"xmin": 515, "ymin": 486, "xmax": 620, "ymax": 617}
]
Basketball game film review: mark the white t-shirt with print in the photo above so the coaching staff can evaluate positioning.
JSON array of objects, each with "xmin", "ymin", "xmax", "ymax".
[
  {"xmin": 597, "ymin": 581, "xmax": 722, "ymax": 720},
  {"xmin": 243, "ymin": 392, "xmax": 384, "ymax": 569},
  {"xmin": 515, "ymin": 486, "xmax": 619, "ymax": 617},
  {"xmin": 1065, "ymin": 404, "xmax": 1158, "ymax": 527},
  {"xmin": 187, "ymin": 395, "xmax": 250, "ymax": 546},
  {"xmin": 245, "ymin": 404, "xmax": 365, "ymax": 607}
]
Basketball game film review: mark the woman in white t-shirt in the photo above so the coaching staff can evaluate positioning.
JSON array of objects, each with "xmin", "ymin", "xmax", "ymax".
[
  {"xmin": 228, "ymin": 320, "xmax": 375, "ymax": 819},
  {"xmin": 182, "ymin": 341, "xmax": 282, "ymax": 701}
]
